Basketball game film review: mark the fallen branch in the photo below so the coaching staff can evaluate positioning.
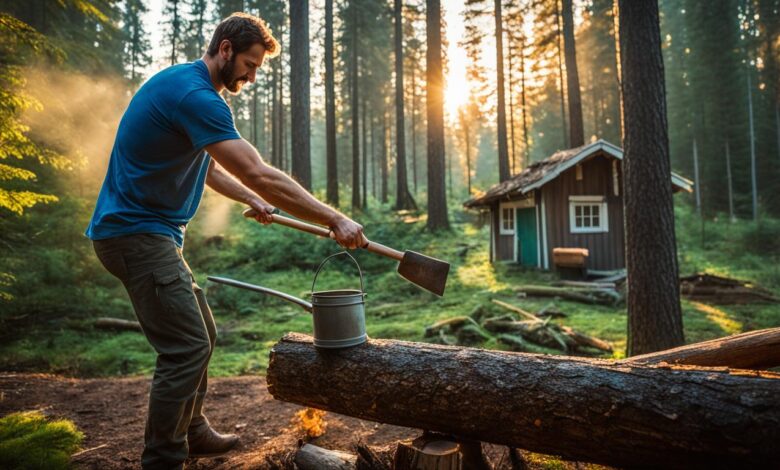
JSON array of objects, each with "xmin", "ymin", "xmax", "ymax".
[
  {"xmin": 294, "ymin": 443, "xmax": 356, "ymax": 470},
  {"xmin": 94, "ymin": 317, "xmax": 141, "ymax": 333},
  {"xmin": 514, "ymin": 285, "xmax": 620, "ymax": 306},
  {"xmin": 560, "ymin": 326, "xmax": 613, "ymax": 353},
  {"xmin": 623, "ymin": 327, "xmax": 780, "ymax": 370},
  {"xmin": 490, "ymin": 299, "xmax": 538, "ymax": 321},
  {"xmin": 680, "ymin": 273, "xmax": 779, "ymax": 304}
]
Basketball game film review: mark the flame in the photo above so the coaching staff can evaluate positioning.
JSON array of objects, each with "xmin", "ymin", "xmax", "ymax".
[{"xmin": 293, "ymin": 408, "xmax": 327, "ymax": 438}]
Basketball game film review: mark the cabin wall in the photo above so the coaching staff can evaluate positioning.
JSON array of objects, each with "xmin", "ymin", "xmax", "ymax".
[{"xmin": 543, "ymin": 154, "xmax": 625, "ymax": 270}]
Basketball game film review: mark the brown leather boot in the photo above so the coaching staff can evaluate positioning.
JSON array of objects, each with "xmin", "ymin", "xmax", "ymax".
[{"xmin": 188, "ymin": 427, "xmax": 240, "ymax": 458}]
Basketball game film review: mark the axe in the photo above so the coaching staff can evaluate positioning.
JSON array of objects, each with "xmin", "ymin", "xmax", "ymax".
[{"xmin": 243, "ymin": 208, "xmax": 450, "ymax": 296}]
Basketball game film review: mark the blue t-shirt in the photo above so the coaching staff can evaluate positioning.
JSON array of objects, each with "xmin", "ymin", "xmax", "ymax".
[{"xmin": 86, "ymin": 60, "xmax": 240, "ymax": 247}]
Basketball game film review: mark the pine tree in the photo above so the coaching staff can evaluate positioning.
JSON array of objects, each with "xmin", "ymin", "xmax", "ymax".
[
  {"xmin": 324, "ymin": 0, "xmax": 339, "ymax": 206},
  {"xmin": 618, "ymin": 0, "xmax": 684, "ymax": 356},
  {"xmin": 290, "ymin": 0, "xmax": 311, "ymax": 189},
  {"xmin": 394, "ymin": 0, "xmax": 418, "ymax": 210},
  {"xmin": 163, "ymin": 0, "xmax": 186, "ymax": 66},
  {"xmin": 122, "ymin": 0, "xmax": 152, "ymax": 85},
  {"xmin": 426, "ymin": 0, "xmax": 449, "ymax": 230}
]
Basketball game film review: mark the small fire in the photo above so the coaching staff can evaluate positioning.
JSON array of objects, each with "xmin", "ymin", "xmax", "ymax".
[{"xmin": 293, "ymin": 408, "xmax": 327, "ymax": 438}]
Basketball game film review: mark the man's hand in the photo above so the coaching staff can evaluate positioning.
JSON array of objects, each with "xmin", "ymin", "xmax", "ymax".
[
  {"xmin": 247, "ymin": 197, "xmax": 276, "ymax": 225},
  {"xmin": 329, "ymin": 216, "xmax": 368, "ymax": 250}
]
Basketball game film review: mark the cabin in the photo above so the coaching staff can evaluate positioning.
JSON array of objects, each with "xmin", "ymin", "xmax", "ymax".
[{"xmin": 463, "ymin": 139, "xmax": 693, "ymax": 271}]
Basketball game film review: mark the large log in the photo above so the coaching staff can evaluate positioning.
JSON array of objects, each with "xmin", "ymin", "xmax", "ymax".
[
  {"xmin": 624, "ymin": 327, "xmax": 780, "ymax": 369},
  {"xmin": 267, "ymin": 333, "xmax": 780, "ymax": 469}
]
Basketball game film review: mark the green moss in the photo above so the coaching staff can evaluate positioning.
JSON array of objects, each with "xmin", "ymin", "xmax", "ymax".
[{"xmin": 0, "ymin": 411, "xmax": 83, "ymax": 470}]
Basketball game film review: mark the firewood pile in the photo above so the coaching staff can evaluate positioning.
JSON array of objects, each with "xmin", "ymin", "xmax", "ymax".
[
  {"xmin": 423, "ymin": 299, "xmax": 613, "ymax": 355},
  {"xmin": 680, "ymin": 272, "xmax": 779, "ymax": 304}
]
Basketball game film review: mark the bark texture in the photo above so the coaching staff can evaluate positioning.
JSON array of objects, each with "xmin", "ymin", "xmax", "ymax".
[
  {"xmin": 494, "ymin": 0, "xmax": 510, "ymax": 182},
  {"xmin": 618, "ymin": 0, "xmax": 684, "ymax": 355},
  {"xmin": 561, "ymin": 0, "xmax": 584, "ymax": 147},
  {"xmin": 268, "ymin": 333, "xmax": 780, "ymax": 469},
  {"xmin": 325, "ymin": 0, "xmax": 338, "ymax": 206},
  {"xmin": 425, "ymin": 0, "xmax": 449, "ymax": 230},
  {"xmin": 394, "ymin": 0, "xmax": 417, "ymax": 210},
  {"xmin": 350, "ymin": 2, "xmax": 361, "ymax": 210},
  {"xmin": 290, "ymin": 0, "xmax": 311, "ymax": 189}
]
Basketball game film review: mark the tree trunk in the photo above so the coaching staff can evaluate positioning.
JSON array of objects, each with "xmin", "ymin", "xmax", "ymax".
[
  {"xmin": 494, "ymin": 0, "xmax": 510, "ymax": 182},
  {"xmin": 325, "ymin": 0, "xmax": 339, "ymax": 206},
  {"xmin": 508, "ymin": 41, "xmax": 516, "ymax": 175},
  {"xmin": 381, "ymin": 109, "xmax": 389, "ymax": 204},
  {"xmin": 425, "ymin": 0, "xmax": 449, "ymax": 230},
  {"xmin": 411, "ymin": 63, "xmax": 418, "ymax": 194},
  {"xmin": 520, "ymin": 35, "xmax": 529, "ymax": 167},
  {"xmin": 554, "ymin": 0, "xmax": 568, "ymax": 147},
  {"xmin": 693, "ymin": 137, "xmax": 701, "ymax": 216},
  {"xmin": 290, "ymin": 0, "xmax": 311, "ymax": 189},
  {"xmin": 394, "ymin": 0, "xmax": 417, "ymax": 210},
  {"xmin": 618, "ymin": 0, "xmax": 684, "ymax": 356},
  {"xmin": 272, "ymin": 60, "xmax": 281, "ymax": 167},
  {"xmin": 725, "ymin": 139, "xmax": 735, "ymax": 222},
  {"xmin": 362, "ymin": 94, "xmax": 368, "ymax": 208},
  {"xmin": 351, "ymin": 3, "xmax": 361, "ymax": 210},
  {"xmin": 561, "ymin": 0, "xmax": 584, "ymax": 147},
  {"xmin": 747, "ymin": 69, "xmax": 758, "ymax": 221},
  {"xmin": 267, "ymin": 333, "xmax": 780, "ymax": 469}
]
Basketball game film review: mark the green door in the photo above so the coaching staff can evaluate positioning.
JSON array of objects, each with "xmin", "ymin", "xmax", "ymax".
[{"xmin": 516, "ymin": 207, "xmax": 538, "ymax": 267}]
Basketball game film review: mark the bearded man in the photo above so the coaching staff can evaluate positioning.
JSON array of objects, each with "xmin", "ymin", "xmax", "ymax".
[{"xmin": 86, "ymin": 12, "xmax": 365, "ymax": 470}]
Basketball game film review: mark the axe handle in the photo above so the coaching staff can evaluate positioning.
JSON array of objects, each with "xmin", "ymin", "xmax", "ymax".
[{"xmin": 243, "ymin": 209, "xmax": 404, "ymax": 261}]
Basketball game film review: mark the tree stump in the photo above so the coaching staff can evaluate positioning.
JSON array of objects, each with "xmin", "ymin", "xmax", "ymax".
[{"xmin": 393, "ymin": 434, "xmax": 461, "ymax": 470}]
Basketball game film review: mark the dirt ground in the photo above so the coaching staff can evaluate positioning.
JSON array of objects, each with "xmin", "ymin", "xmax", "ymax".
[{"xmin": 0, "ymin": 373, "xmax": 566, "ymax": 469}]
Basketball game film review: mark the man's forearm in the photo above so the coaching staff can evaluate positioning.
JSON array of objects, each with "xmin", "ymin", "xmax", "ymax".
[
  {"xmin": 205, "ymin": 161, "xmax": 260, "ymax": 205},
  {"xmin": 247, "ymin": 162, "xmax": 345, "ymax": 228},
  {"xmin": 205, "ymin": 139, "xmax": 347, "ymax": 229}
]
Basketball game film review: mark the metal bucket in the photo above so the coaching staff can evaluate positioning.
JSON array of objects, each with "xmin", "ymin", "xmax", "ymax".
[
  {"xmin": 206, "ymin": 251, "xmax": 367, "ymax": 349},
  {"xmin": 308, "ymin": 251, "xmax": 367, "ymax": 348}
]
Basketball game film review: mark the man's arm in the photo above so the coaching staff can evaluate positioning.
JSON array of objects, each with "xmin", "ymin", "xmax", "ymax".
[
  {"xmin": 204, "ymin": 138, "xmax": 365, "ymax": 248},
  {"xmin": 205, "ymin": 159, "xmax": 275, "ymax": 224}
]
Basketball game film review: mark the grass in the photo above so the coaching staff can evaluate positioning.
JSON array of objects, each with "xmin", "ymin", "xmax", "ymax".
[
  {"xmin": 0, "ymin": 411, "xmax": 83, "ymax": 470},
  {"xmin": 0, "ymin": 202, "xmax": 778, "ymax": 377}
]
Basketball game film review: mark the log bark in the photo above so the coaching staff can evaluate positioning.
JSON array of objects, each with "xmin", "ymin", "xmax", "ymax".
[
  {"xmin": 624, "ymin": 327, "xmax": 780, "ymax": 370},
  {"xmin": 268, "ymin": 333, "xmax": 780, "ymax": 469}
]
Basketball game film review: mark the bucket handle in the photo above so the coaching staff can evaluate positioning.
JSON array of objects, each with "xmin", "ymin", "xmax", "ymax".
[{"xmin": 311, "ymin": 251, "xmax": 365, "ymax": 295}]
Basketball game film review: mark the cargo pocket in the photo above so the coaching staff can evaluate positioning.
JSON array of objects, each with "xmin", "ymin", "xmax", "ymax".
[{"xmin": 152, "ymin": 264, "xmax": 193, "ymax": 314}]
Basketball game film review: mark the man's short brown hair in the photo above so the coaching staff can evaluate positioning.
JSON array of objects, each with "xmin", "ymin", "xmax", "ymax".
[{"xmin": 207, "ymin": 12, "xmax": 280, "ymax": 58}]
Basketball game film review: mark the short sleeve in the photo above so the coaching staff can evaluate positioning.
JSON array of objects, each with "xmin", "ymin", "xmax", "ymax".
[{"xmin": 174, "ymin": 89, "xmax": 241, "ymax": 149}]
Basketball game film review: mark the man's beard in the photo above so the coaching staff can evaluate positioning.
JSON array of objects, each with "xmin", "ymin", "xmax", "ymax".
[{"xmin": 220, "ymin": 56, "xmax": 248, "ymax": 94}]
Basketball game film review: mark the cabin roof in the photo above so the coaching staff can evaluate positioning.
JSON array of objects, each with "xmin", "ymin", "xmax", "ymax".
[{"xmin": 463, "ymin": 139, "xmax": 694, "ymax": 208}]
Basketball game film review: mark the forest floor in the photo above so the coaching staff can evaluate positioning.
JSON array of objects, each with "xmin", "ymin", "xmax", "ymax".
[{"xmin": 0, "ymin": 373, "xmax": 596, "ymax": 469}]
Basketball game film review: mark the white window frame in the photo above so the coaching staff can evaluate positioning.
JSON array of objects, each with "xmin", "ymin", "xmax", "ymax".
[
  {"xmin": 499, "ymin": 197, "xmax": 535, "ymax": 235},
  {"xmin": 569, "ymin": 195, "xmax": 608, "ymax": 234},
  {"xmin": 500, "ymin": 206, "xmax": 515, "ymax": 235}
]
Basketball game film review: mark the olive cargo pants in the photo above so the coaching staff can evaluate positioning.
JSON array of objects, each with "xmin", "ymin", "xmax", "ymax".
[{"xmin": 93, "ymin": 233, "xmax": 216, "ymax": 469}]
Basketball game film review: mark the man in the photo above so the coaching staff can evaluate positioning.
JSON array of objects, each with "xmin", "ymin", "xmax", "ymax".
[{"xmin": 86, "ymin": 12, "xmax": 365, "ymax": 470}]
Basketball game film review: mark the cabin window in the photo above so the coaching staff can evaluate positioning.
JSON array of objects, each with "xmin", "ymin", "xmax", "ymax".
[
  {"xmin": 569, "ymin": 196, "xmax": 608, "ymax": 233},
  {"xmin": 500, "ymin": 206, "xmax": 515, "ymax": 234}
]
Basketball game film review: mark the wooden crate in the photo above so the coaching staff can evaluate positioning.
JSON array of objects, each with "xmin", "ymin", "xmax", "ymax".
[{"xmin": 553, "ymin": 247, "xmax": 589, "ymax": 268}]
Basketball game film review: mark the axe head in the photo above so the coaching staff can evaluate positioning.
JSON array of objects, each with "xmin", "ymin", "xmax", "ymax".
[{"xmin": 397, "ymin": 251, "xmax": 450, "ymax": 296}]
